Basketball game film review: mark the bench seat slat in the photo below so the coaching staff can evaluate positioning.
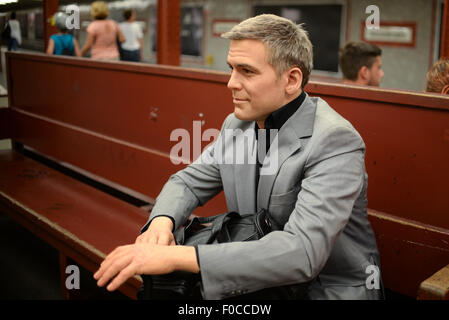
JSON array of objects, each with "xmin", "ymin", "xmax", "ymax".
[{"xmin": 0, "ymin": 150, "xmax": 149, "ymax": 298}]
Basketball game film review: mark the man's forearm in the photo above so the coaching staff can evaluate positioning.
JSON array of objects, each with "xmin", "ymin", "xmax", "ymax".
[{"xmin": 94, "ymin": 242, "xmax": 199, "ymax": 291}]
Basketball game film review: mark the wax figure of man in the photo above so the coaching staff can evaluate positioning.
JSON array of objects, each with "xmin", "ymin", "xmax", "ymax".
[
  {"xmin": 94, "ymin": 14, "xmax": 383, "ymax": 300},
  {"xmin": 339, "ymin": 41, "xmax": 384, "ymax": 87}
]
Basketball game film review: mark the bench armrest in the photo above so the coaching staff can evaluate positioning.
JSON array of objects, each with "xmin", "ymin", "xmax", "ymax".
[{"xmin": 418, "ymin": 264, "xmax": 449, "ymax": 300}]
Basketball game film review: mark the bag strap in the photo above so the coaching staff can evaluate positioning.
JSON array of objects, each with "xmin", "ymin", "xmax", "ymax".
[
  {"xmin": 176, "ymin": 212, "xmax": 238, "ymax": 245},
  {"xmin": 195, "ymin": 212, "xmax": 241, "ymax": 244},
  {"xmin": 195, "ymin": 214, "xmax": 221, "ymax": 224},
  {"xmin": 209, "ymin": 212, "xmax": 240, "ymax": 244}
]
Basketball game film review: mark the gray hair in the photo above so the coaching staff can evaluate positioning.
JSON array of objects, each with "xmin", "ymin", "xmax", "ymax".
[{"xmin": 221, "ymin": 14, "xmax": 313, "ymax": 88}]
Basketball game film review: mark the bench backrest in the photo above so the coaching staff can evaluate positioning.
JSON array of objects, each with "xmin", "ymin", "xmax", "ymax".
[
  {"xmin": 6, "ymin": 52, "xmax": 231, "ymax": 216},
  {"xmin": 306, "ymin": 82, "xmax": 449, "ymax": 229},
  {"xmin": 6, "ymin": 52, "xmax": 449, "ymax": 225}
]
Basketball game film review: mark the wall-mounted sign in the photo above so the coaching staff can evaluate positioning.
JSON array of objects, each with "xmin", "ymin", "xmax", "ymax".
[
  {"xmin": 361, "ymin": 22, "xmax": 416, "ymax": 47},
  {"xmin": 212, "ymin": 20, "xmax": 240, "ymax": 37}
]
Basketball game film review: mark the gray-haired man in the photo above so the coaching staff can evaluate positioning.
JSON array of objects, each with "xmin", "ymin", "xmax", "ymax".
[{"xmin": 94, "ymin": 14, "xmax": 383, "ymax": 300}]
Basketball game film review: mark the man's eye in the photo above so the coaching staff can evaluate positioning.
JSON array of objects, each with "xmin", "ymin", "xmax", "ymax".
[{"xmin": 243, "ymin": 68, "xmax": 252, "ymax": 74}]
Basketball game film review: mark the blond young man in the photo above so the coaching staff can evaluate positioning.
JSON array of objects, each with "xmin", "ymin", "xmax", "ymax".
[{"xmin": 94, "ymin": 14, "xmax": 382, "ymax": 300}]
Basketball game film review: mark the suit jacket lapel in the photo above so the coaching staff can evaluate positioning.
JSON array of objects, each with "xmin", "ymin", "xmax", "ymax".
[
  {"xmin": 234, "ymin": 160, "xmax": 258, "ymax": 213},
  {"xmin": 232, "ymin": 122, "xmax": 258, "ymax": 213},
  {"xmin": 257, "ymin": 94, "xmax": 317, "ymax": 211}
]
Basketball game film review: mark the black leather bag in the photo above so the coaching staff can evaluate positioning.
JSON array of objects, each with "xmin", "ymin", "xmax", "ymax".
[{"xmin": 137, "ymin": 209, "xmax": 308, "ymax": 300}]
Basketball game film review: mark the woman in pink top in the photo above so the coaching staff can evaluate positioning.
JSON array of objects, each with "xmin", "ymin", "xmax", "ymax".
[{"xmin": 80, "ymin": 1, "xmax": 125, "ymax": 60}]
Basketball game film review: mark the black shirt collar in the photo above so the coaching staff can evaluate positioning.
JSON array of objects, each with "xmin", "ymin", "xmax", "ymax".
[
  {"xmin": 254, "ymin": 90, "xmax": 306, "ymax": 170},
  {"xmin": 256, "ymin": 90, "xmax": 306, "ymax": 133}
]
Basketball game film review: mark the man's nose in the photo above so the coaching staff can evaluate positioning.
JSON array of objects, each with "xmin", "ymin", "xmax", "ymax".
[{"xmin": 227, "ymin": 70, "xmax": 241, "ymax": 90}]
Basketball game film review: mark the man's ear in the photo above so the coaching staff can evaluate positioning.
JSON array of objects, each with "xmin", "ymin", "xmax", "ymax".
[
  {"xmin": 358, "ymin": 66, "xmax": 369, "ymax": 82},
  {"xmin": 285, "ymin": 67, "xmax": 303, "ymax": 95}
]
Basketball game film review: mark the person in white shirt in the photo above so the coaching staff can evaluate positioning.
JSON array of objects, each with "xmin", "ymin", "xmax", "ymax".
[
  {"xmin": 7, "ymin": 12, "xmax": 21, "ymax": 51},
  {"xmin": 119, "ymin": 9, "xmax": 143, "ymax": 62}
]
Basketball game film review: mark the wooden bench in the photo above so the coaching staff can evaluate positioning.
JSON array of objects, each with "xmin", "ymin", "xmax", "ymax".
[
  {"xmin": 0, "ymin": 52, "xmax": 228, "ymax": 299},
  {"xmin": 0, "ymin": 147, "xmax": 147, "ymax": 298},
  {"xmin": 1, "ymin": 52, "xmax": 449, "ymax": 299}
]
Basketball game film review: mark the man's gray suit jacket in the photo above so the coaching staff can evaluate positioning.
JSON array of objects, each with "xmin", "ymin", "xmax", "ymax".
[{"xmin": 143, "ymin": 94, "xmax": 382, "ymax": 300}]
